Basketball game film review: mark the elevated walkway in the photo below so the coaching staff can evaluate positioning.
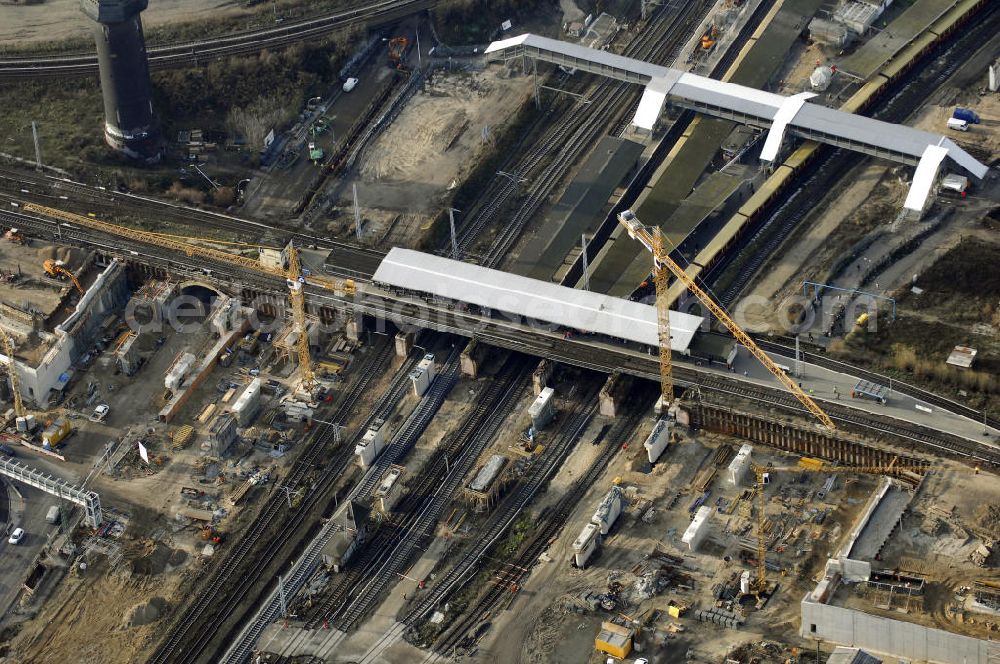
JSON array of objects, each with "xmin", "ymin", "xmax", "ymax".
[
  {"xmin": 485, "ymin": 33, "xmax": 988, "ymax": 177},
  {"xmin": 0, "ymin": 456, "xmax": 102, "ymax": 526}
]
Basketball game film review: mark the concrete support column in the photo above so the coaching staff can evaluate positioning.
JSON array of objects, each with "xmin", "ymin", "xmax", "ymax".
[
  {"xmin": 460, "ymin": 338, "xmax": 489, "ymax": 378},
  {"xmin": 345, "ymin": 316, "xmax": 362, "ymax": 342},
  {"xmin": 599, "ymin": 372, "xmax": 633, "ymax": 418},
  {"xmin": 394, "ymin": 331, "xmax": 415, "ymax": 358},
  {"xmin": 532, "ymin": 359, "xmax": 553, "ymax": 395}
]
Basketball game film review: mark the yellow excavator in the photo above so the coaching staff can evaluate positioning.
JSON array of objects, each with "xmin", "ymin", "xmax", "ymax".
[{"xmin": 43, "ymin": 259, "xmax": 84, "ymax": 294}]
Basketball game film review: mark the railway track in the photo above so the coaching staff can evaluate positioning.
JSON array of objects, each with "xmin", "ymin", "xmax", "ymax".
[
  {"xmin": 455, "ymin": 0, "xmax": 716, "ymax": 263},
  {"xmin": 755, "ymin": 337, "xmax": 1000, "ymax": 433},
  {"xmin": 255, "ymin": 353, "xmax": 525, "ymax": 651},
  {"xmin": 218, "ymin": 344, "xmax": 462, "ymax": 663},
  {"xmin": 345, "ymin": 389, "xmax": 602, "ymax": 663},
  {"xmin": 147, "ymin": 337, "xmax": 397, "ymax": 664},
  {"xmin": 0, "ymin": 0, "xmax": 435, "ymax": 80},
  {"xmin": 710, "ymin": 2, "xmax": 1000, "ymax": 307},
  {"xmin": 689, "ymin": 372, "xmax": 1000, "ymax": 469},
  {"xmin": 0, "ymin": 168, "xmax": 386, "ymax": 279},
  {"xmin": 320, "ymin": 356, "xmax": 534, "ymax": 632},
  {"xmin": 423, "ymin": 396, "xmax": 650, "ymax": 660}
]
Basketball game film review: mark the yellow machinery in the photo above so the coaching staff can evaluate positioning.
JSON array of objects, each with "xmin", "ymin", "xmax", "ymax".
[
  {"xmin": 23, "ymin": 204, "xmax": 356, "ymax": 395},
  {"xmin": 617, "ymin": 210, "xmax": 835, "ymax": 430},
  {"xmin": 0, "ymin": 325, "xmax": 30, "ymax": 431},
  {"xmin": 285, "ymin": 245, "xmax": 315, "ymax": 393},
  {"xmin": 43, "ymin": 259, "xmax": 84, "ymax": 294},
  {"xmin": 747, "ymin": 459, "xmax": 934, "ymax": 596}
]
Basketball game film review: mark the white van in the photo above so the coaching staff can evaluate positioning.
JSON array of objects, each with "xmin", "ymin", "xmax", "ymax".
[
  {"xmin": 342, "ymin": 77, "xmax": 359, "ymax": 93},
  {"xmin": 947, "ymin": 118, "xmax": 969, "ymax": 132}
]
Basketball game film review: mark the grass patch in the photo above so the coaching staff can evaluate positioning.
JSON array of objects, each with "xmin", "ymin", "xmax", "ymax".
[
  {"xmin": 906, "ymin": 236, "xmax": 1000, "ymax": 314},
  {"xmin": 0, "ymin": 37, "xmax": 344, "ymax": 200}
]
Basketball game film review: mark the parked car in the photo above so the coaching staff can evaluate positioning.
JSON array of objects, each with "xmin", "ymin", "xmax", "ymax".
[
  {"xmin": 8, "ymin": 528, "xmax": 24, "ymax": 545},
  {"xmin": 91, "ymin": 404, "xmax": 110, "ymax": 422},
  {"xmin": 342, "ymin": 77, "xmax": 359, "ymax": 92}
]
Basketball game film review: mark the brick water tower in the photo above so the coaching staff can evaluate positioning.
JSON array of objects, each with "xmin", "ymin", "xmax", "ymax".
[{"xmin": 80, "ymin": 0, "xmax": 160, "ymax": 161}]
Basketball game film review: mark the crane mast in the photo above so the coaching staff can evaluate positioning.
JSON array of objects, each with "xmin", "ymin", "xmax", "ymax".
[
  {"xmin": 0, "ymin": 326, "xmax": 27, "ymax": 425},
  {"xmin": 652, "ymin": 231, "xmax": 674, "ymax": 412},
  {"xmin": 286, "ymin": 245, "xmax": 316, "ymax": 394},
  {"xmin": 22, "ymin": 203, "xmax": 355, "ymax": 397},
  {"xmin": 616, "ymin": 210, "xmax": 835, "ymax": 431}
]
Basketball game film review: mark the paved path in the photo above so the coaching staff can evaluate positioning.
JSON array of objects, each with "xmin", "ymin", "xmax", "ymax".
[{"xmin": 720, "ymin": 349, "xmax": 1000, "ymax": 448}]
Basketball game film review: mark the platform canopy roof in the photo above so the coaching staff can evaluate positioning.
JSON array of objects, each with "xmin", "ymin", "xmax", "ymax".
[
  {"xmin": 372, "ymin": 248, "xmax": 705, "ymax": 352},
  {"xmin": 485, "ymin": 33, "xmax": 988, "ymax": 180}
]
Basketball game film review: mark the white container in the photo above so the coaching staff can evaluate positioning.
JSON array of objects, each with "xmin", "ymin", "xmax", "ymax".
[
  {"xmin": 165, "ymin": 352, "xmax": 196, "ymax": 392},
  {"xmin": 231, "ymin": 378, "xmax": 262, "ymax": 426},
  {"xmin": 591, "ymin": 486, "xmax": 624, "ymax": 535},
  {"xmin": 355, "ymin": 420, "xmax": 387, "ymax": 468},
  {"xmin": 740, "ymin": 570, "xmax": 751, "ymax": 594},
  {"xmin": 409, "ymin": 366, "xmax": 431, "ymax": 397},
  {"xmin": 728, "ymin": 444, "xmax": 753, "ymax": 486},
  {"xmin": 573, "ymin": 523, "xmax": 601, "ymax": 568},
  {"xmin": 682, "ymin": 505, "xmax": 712, "ymax": 551},
  {"xmin": 528, "ymin": 386, "xmax": 555, "ymax": 430},
  {"xmin": 644, "ymin": 419, "xmax": 670, "ymax": 463},
  {"xmin": 417, "ymin": 353, "xmax": 436, "ymax": 382}
]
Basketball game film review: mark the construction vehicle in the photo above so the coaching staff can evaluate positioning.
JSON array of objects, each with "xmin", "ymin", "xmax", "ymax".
[
  {"xmin": 43, "ymin": 259, "xmax": 84, "ymax": 294},
  {"xmin": 746, "ymin": 458, "xmax": 934, "ymax": 599},
  {"xmin": 308, "ymin": 141, "xmax": 325, "ymax": 163},
  {"xmin": 22, "ymin": 204, "xmax": 354, "ymax": 397},
  {"xmin": 388, "ymin": 36, "xmax": 409, "ymax": 70},
  {"xmin": 617, "ymin": 210, "xmax": 835, "ymax": 430},
  {"xmin": 0, "ymin": 326, "xmax": 34, "ymax": 432},
  {"xmin": 700, "ymin": 25, "xmax": 718, "ymax": 50}
]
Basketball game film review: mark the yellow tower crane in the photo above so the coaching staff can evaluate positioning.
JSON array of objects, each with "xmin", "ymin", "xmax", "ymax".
[
  {"xmin": 22, "ymin": 203, "xmax": 355, "ymax": 395},
  {"xmin": 617, "ymin": 210, "xmax": 835, "ymax": 430},
  {"xmin": 0, "ymin": 325, "xmax": 29, "ymax": 430},
  {"xmin": 747, "ymin": 459, "xmax": 936, "ymax": 597},
  {"xmin": 285, "ymin": 244, "xmax": 315, "ymax": 394},
  {"xmin": 43, "ymin": 259, "xmax": 84, "ymax": 294}
]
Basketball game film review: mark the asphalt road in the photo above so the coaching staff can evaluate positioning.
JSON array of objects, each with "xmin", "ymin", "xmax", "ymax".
[{"xmin": 0, "ymin": 484, "xmax": 59, "ymax": 624}]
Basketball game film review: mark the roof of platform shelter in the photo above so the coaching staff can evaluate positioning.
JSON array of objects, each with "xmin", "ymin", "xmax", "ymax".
[
  {"xmin": 371, "ymin": 248, "xmax": 705, "ymax": 352},
  {"xmin": 484, "ymin": 34, "xmax": 988, "ymax": 179}
]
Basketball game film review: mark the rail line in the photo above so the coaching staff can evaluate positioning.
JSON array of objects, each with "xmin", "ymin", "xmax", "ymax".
[
  {"xmin": 218, "ymin": 344, "xmax": 462, "ymax": 663},
  {"xmin": 455, "ymin": 0, "xmax": 716, "ymax": 263},
  {"xmin": 423, "ymin": 397, "xmax": 650, "ymax": 661},
  {"xmin": 345, "ymin": 389, "xmax": 601, "ymax": 663},
  {"xmin": 323, "ymin": 357, "xmax": 532, "ymax": 632},
  {"xmin": 7, "ymin": 196, "xmax": 998, "ymax": 472},
  {"xmin": 755, "ymin": 337, "xmax": 1000, "ymax": 433},
  {"xmin": 147, "ymin": 337, "xmax": 396, "ymax": 664},
  {"xmin": 0, "ymin": 0, "xmax": 435, "ymax": 80},
  {"xmin": 0, "ymin": 169, "xmax": 386, "ymax": 279}
]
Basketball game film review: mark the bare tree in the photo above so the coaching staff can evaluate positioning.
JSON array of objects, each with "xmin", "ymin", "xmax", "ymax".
[{"xmin": 227, "ymin": 95, "xmax": 289, "ymax": 150}]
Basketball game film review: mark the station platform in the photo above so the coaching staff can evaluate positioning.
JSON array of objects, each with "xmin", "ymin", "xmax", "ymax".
[
  {"xmin": 722, "ymin": 346, "xmax": 1000, "ymax": 450},
  {"xmin": 838, "ymin": 0, "xmax": 964, "ymax": 79},
  {"xmin": 587, "ymin": 0, "xmax": 825, "ymax": 298},
  {"xmin": 511, "ymin": 136, "xmax": 644, "ymax": 282}
]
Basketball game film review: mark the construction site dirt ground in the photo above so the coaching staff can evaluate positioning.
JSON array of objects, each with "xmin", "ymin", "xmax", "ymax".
[
  {"xmin": 346, "ymin": 69, "xmax": 534, "ymax": 246},
  {"xmin": 1, "ymin": 337, "xmax": 411, "ymax": 663},
  {"xmin": 0, "ymin": 240, "xmax": 91, "ymax": 323},
  {"xmin": 474, "ymin": 425, "xmax": 883, "ymax": 664},
  {"xmin": 0, "ymin": 0, "xmax": 344, "ymax": 46}
]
